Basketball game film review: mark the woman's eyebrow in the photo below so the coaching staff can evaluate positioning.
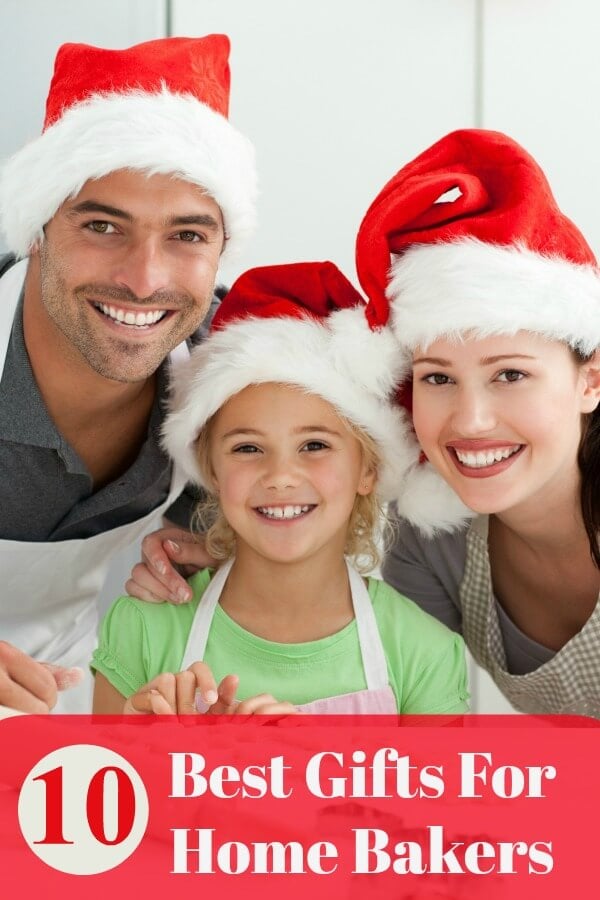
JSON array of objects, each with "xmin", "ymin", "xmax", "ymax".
[
  {"xmin": 413, "ymin": 353, "xmax": 536, "ymax": 366},
  {"xmin": 479, "ymin": 354, "xmax": 536, "ymax": 364},
  {"xmin": 413, "ymin": 356, "xmax": 452, "ymax": 366}
]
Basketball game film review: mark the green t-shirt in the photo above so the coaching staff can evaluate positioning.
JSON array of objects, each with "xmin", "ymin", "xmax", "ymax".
[{"xmin": 92, "ymin": 569, "xmax": 469, "ymax": 714}]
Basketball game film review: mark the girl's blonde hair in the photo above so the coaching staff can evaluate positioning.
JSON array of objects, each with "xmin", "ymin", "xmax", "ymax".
[{"xmin": 192, "ymin": 397, "xmax": 390, "ymax": 574}]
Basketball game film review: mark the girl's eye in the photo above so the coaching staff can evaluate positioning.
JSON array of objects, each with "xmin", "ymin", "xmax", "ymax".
[
  {"xmin": 496, "ymin": 369, "xmax": 526, "ymax": 383},
  {"xmin": 232, "ymin": 444, "xmax": 260, "ymax": 454},
  {"xmin": 302, "ymin": 440, "xmax": 329, "ymax": 452},
  {"xmin": 422, "ymin": 373, "xmax": 452, "ymax": 385},
  {"xmin": 86, "ymin": 221, "xmax": 116, "ymax": 234}
]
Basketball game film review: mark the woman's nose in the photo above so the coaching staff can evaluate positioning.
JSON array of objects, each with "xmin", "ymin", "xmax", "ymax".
[{"xmin": 450, "ymin": 386, "xmax": 498, "ymax": 435}]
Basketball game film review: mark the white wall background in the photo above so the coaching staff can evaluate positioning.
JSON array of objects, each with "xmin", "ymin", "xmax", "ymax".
[{"xmin": 3, "ymin": 0, "xmax": 597, "ymax": 712}]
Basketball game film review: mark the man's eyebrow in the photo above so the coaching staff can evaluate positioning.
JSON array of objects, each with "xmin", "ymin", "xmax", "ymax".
[
  {"xmin": 68, "ymin": 203, "xmax": 221, "ymax": 232},
  {"xmin": 69, "ymin": 200, "xmax": 133, "ymax": 220},
  {"xmin": 168, "ymin": 214, "xmax": 222, "ymax": 231}
]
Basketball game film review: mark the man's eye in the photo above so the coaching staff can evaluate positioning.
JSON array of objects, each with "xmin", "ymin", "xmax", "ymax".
[
  {"xmin": 86, "ymin": 221, "xmax": 116, "ymax": 234},
  {"xmin": 423, "ymin": 373, "xmax": 451, "ymax": 385},
  {"xmin": 175, "ymin": 231, "xmax": 204, "ymax": 242},
  {"xmin": 497, "ymin": 369, "xmax": 526, "ymax": 383},
  {"xmin": 302, "ymin": 441, "xmax": 328, "ymax": 452}
]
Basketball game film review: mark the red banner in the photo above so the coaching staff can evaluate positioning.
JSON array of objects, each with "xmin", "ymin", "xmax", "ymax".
[{"xmin": 1, "ymin": 714, "xmax": 597, "ymax": 897}]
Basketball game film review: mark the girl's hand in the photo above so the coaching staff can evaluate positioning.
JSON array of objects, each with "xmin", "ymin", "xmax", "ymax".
[
  {"xmin": 125, "ymin": 525, "xmax": 216, "ymax": 605},
  {"xmin": 123, "ymin": 661, "xmax": 219, "ymax": 715},
  {"xmin": 207, "ymin": 678, "xmax": 299, "ymax": 718}
]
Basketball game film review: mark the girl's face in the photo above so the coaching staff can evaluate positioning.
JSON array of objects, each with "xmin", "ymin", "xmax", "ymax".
[
  {"xmin": 208, "ymin": 383, "xmax": 375, "ymax": 566},
  {"xmin": 411, "ymin": 332, "xmax": 600, "ymax": 518}
]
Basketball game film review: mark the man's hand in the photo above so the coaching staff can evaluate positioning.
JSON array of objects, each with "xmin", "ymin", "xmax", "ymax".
[
  {"xmin": 0, "ymin": 641, "xmax": 84, "ymax": 714},
  {"xmin": 126, "ymin": 526, "xmax": 216, "ymax": 604}
]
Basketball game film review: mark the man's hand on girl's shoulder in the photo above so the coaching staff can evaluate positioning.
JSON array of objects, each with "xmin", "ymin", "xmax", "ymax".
[{"xmin": 126, "ymin": 525, "xmax": 216, "ymax": 604}]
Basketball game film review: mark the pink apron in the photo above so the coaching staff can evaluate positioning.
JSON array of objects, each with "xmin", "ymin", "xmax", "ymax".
[{"xmin": 179, "ymin": 558, "xmax": 398, "ymax": 714}]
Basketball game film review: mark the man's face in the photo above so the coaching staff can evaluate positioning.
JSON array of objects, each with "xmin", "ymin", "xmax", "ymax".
[{"xmin": 35, "ymin": 169, "xmax": 225, "ymax": 383}]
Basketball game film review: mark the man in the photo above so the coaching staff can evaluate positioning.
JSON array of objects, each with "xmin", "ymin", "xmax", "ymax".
[{"xmin": 0, "ymin": 35, "xmax": 256, "ymax": 713}]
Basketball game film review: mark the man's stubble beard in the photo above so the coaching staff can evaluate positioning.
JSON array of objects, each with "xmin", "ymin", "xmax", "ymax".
[{"xmin": 39, "ymin": 242, "xmax": 212, "ymax": 384}]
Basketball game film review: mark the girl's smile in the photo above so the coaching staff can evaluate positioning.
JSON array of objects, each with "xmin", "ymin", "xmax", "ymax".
[{"xmin": 254, "ymin": 503, "xmax": 316, "ymax": 521}]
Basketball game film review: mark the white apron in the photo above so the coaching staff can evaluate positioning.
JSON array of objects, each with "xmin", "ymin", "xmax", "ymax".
[
  {"xmin": 0, "ymin": 259, "xmax": 188, "ymax": 712},
  {"xmin": 180, "ymin": 558, "xmax": 398, "ymax": 714}
]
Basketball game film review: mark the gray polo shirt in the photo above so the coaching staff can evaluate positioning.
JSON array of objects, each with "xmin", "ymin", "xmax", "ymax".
[{"xmin": 0, "ymin": 254, "xmax": 221, "ymax": 541}]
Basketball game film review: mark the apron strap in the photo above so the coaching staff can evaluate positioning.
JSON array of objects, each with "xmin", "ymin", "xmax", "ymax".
[
  {"xmin": 0, "ymin": 258, "xmax": 28, "ymax": 372},
  {"xmin": 180, "ymin": 558, "xmax": 235, "ymax": 668},
  {"xmin": 346, "ymin": 562, "xmax": 389, "ymax": 691}
]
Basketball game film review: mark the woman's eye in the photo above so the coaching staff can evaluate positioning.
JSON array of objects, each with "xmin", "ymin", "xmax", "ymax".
[
  {"xmin": 422, "ymin": 373, "xmax": 451, "ymax": 385},
  {"xmin": 86, "ymin": 221, "xmax": 116, "ymax": 234},
  {"xmin": 302, "ymin": 441, "xmax": 328, "ymax": 452},
  {"xmin": 496, "ymin": 369, "xmax": 526, "ymax": 383}
]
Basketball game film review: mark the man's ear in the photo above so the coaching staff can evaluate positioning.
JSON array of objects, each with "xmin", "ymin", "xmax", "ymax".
[{"xmin": 580, "ymin": 350, "xmax": 600, "ymax": 413}]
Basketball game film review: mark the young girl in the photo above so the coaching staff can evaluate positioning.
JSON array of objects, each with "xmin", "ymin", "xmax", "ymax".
[
  {"xmin": 355, "ymin": 128, "xmax": 600, "ymax": 716},
  {"xmin": 92, "ymin": 261, "xmax": 469, "ymax": 715}
]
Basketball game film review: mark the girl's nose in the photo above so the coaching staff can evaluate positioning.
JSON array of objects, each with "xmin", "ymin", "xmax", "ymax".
[{"xmin": 261, "ymin": 455, "xmax": 302, "ymax": 491}]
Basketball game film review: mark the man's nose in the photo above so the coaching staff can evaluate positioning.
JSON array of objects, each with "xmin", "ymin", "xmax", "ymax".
[{"xmin": 112, "ymin": 239, "xmax": 171, "ymax": 300}]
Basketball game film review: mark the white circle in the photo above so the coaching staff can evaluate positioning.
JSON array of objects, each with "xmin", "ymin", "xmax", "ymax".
[{"xmin": 18, "ymin": 743, "xmax": 149, "ymax": 874}]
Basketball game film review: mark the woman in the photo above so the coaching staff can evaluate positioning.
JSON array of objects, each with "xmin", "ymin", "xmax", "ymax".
[{"xmin": 355, "ymin": 128, "xmax": 600, "ymax": 715}]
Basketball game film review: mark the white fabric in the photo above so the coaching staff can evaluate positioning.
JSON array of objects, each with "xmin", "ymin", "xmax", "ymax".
[
  {"xmin": 0, "ymin": 260, "xmax": 188, "ymax": 712},
  {"xmin": 0, "ymin": 89, "xmax": 257, "ymax": 260}
]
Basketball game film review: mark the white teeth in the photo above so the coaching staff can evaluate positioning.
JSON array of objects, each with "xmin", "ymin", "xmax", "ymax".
[
  {"xmin": 95, "ymin": 303, "xmax": 167, "ymax": 327},
  {"xmin": 257, "ymin": 505, "xmax": 312, "ymax": 519},
  {"xmin": 454, "ymin": 446, "xmax": 520, "ymax": 468}
]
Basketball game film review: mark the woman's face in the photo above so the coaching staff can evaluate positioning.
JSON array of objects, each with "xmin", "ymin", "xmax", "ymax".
[{"xmin": 411, "ymin": 332, "xmax": 600, "ymax": 517}]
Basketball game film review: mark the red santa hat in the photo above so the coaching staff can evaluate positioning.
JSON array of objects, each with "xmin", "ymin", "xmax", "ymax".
[
  {"xmin": 0, "ymin": 35, "xmax": 256, "ymax": 259},
  {"xmin": 162, "ymin": 261, "xmax": 411, "ymax": 500},
  {"xmin": 355, "ymin": 128, "xmax": 600, "ymax": 534}
]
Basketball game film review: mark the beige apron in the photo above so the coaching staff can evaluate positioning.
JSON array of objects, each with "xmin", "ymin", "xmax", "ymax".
[
  {"xmin": 0, "ymin": 259, "xmax": 188, "ymax": 712},
  {"xmin": 180, "ymin": 558, "xmax": 398, "ymax": 714},
  {"xmin": 460, "ymin": 515, "xmax": 600, "ymax": 716}
]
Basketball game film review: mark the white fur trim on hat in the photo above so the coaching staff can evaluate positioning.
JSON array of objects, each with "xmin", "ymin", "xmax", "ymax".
[
  {"xmin": 0, "ymin": 88, "xmax": 257, "ymax": 259},
  {"xmin": 394, "ymin": 455, "xmax": 474, "ymax": 536},
  {"xmin": 162, "ymin": 306, "xmax": 412, "ymax": 501},
  {"xmin": 388, "ymin": 238, "xmax": 600, "ymax": 356}
]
